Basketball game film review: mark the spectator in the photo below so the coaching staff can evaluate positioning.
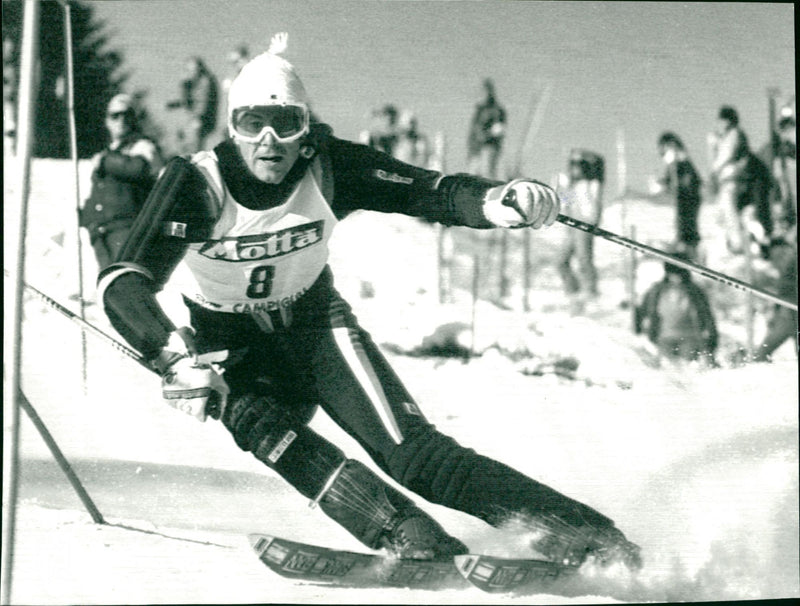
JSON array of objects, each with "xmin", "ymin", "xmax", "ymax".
[
  {"xmin": 635, "ymin": 254, "xmax": 718, "ymax": 365},
  {"xmin": 556, "ymin": 149, "xmax": 605, "ymax": 306},
  {"xmin": 393, "ymin": 110, "xmax": 431, "ymax": 168},
  {"xmin": 359, "ymin": 104, "xmax": 399, "ymax": 156},
  {"xmin": 467, "ymin": 78, "xmax": 506, "ymax": 178},
  {"xmin": 752, "ymin": 236, "xmax": 797, "ymax": 362},
  {"xmin": 655, "ymin": 132, "xmax": 703, "ymax": 260},
  {"xmin": 708, "ymin": 105, "xmax": 773, "ymax": 254},
  {"xmin": 167, "ymin": 56, "xmax": 219, "ymax": 154},
  {"xmin": 79, "ymin": 94, "xmax": 164, "ymax": 270}
]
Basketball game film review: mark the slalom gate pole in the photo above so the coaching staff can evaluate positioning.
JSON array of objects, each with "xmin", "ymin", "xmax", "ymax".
[
  {"xmin": 17, "ymin": 391, "xmax": 106, "ymax": 525},
  {"xmin": 58, "ymin": 0, "xmax": 89, "ymax": 394},
  {"xmin": 556, "ymin": 213, "xmax": 798, "ymax": 312},
  {"xmin": 3, "ymin": 1, "xmax": 40, "ymax": 603}
]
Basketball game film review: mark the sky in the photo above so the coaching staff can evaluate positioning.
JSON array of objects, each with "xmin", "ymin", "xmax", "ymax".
[{"xmin": 91, "ymin": 1, "xmax": 795, "ymax": 195}]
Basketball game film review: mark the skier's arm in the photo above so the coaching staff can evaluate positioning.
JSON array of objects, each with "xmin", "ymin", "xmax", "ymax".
[
  {"xmin": 97, "ymin": 156, "xmax": 218, "ymax": 365},
  {"xmin": 324, "ymin": 135, "xmax": 557, "ymax": 228}
]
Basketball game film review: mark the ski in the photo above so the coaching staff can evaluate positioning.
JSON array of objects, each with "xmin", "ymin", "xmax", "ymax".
[
  {"xmin": 248, "ymin": 534, "xmax": 578, "ymax": 593},
  {"xmin": 248, "ymin": 534, "xmax": 465, "ymax": 590},
  {"xmin": 454, "ymin": 552, "xmax": 578, "ymax": 593}
]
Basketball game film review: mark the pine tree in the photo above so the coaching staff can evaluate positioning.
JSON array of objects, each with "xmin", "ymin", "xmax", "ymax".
[{"xmin": 2, "ymin": 0, "xmax": 128, "ymax": 158}]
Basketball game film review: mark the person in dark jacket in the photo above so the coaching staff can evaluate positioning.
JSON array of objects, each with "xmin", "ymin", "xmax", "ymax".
[
  {"xmin": 80, "ymin": 94, "xmax": 164, "ymax": 270},
  {"xmin": 656, "ymin": 132, "xmax": 703, "ymax": 260},
  {"xmin": 96, "ymin": 41, "xmax": 641, "ymax": 568},
  {"xmin": 635, "ymin": 254, "xmax": 718, "ymax": 364}
]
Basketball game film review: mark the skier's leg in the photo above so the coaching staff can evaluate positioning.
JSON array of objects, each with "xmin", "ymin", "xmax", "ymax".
[
  {"xmin": 381, "ymin": 424, "xmax": 642, "ymax": 566},
  {"xmin": 315, "ymin": 458, "xmax": 467, "ymax": 559},
  {"xmin": 220, "ymin": 360, "xmax": 465, "ymax": 559},
  {"xmin": 292, "ymin": 278, "xmax": 641, "ymax": 566}
]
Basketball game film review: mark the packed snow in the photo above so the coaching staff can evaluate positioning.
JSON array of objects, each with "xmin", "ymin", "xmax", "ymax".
[{"xmin": 3, "ymin": 159, "xmax": 798, "ymax": 604}]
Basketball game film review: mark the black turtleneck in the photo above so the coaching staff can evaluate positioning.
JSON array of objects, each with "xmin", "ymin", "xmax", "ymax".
[{"xmin": 213, "ymin": 138, "xmax": 312, "ymax": 211}]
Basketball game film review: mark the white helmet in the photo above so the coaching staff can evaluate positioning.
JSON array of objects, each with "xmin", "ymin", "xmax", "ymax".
[{"xmin": 227, "ymin": 36, "xmax": 310, "ymax": 140}]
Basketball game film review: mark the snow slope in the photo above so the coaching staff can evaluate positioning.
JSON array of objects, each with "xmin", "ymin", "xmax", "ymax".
[{"xmin": 4, "ymin": 159, "xmax": 798, "ymax": 604}]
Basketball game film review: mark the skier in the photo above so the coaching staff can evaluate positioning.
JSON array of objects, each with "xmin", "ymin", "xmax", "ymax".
[{"xmin": 98, "ymin": 42, "xmax": 641, "ymax": 568}]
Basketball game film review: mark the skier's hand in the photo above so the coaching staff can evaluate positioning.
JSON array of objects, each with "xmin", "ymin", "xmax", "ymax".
[
  {"xmin": 482, "ymin": 179, "xmax": 560, "ymax": 229},
  {"xmin": 161, "ymin": 357, "xmax": 229, "ymax": 423},
  {"xmin": 150, "ymin": 327, "xmax": 198, "ymax": 374}
]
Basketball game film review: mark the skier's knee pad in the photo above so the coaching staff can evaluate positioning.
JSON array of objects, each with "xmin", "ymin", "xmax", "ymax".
[
  {"xmin": 223, "ymin": 390, "xmax": 345, "ymax": 500},
  {"xmin": 385, "ymin": 425, "xmax": 480, "ymax": 506}
]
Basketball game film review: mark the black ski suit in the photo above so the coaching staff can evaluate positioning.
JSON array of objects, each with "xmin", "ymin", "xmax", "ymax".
[{"xmin": 98, "ymin": 124, "xmax": 630, "ymax": 557}]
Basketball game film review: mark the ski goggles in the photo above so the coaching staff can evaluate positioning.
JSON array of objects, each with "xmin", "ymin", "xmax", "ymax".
[{"xmin": 230, "ymin": 104, "xmax": 310, "ymax": 143}]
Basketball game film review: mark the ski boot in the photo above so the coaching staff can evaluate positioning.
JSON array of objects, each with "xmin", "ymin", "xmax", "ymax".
[
  {"xmin": 527, "ymin": 515, "xmax": 642, "ymax": 570},
  {"xmin": 381, "ymin": 508, "xmax": 469, "ymax": 560},
  {"xmin": 317, "ymin": 459, "xmax": 467, "ymax": 560}
]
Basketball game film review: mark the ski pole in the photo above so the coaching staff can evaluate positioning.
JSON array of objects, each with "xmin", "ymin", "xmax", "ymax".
[
  {"xmin": 16, "ymin": 278, "xmax": 232, "ymax": 418},
  {"xmin": 11, "ymin": 275, "xmax": 151, "ymax": 371},
  {"xmin": 555, "ymin": 213, "xmax": 798, "ymax": 312}
]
